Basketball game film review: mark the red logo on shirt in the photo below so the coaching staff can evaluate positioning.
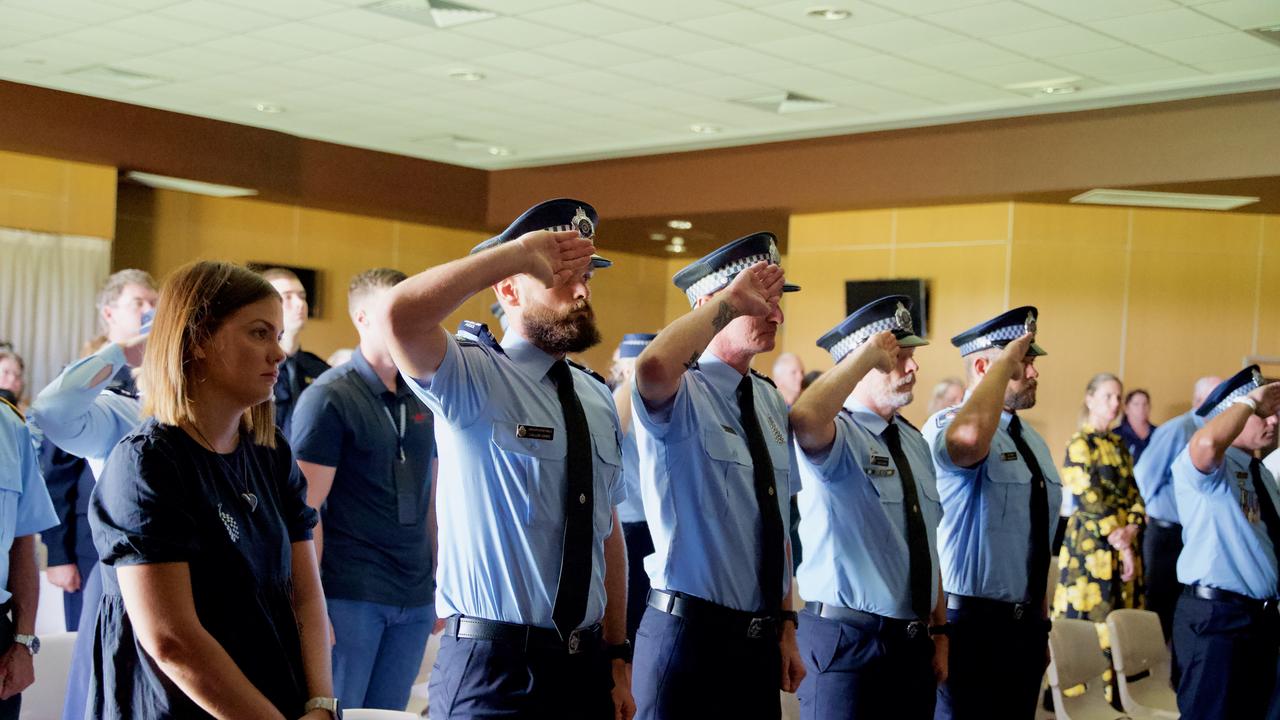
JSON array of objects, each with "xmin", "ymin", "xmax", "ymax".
[{"xmin": 413, "ymin": 412, "xmax": 428, "ymax": 424}]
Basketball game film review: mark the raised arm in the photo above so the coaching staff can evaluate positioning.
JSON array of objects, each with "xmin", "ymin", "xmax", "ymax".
[
  {"xmin": 1188, "ymin": 382, "xmax": 1280, "ymax": 474},
  {"xmin": 29, "ymin": 337, "xmax": 144, "ymax": 456},
  {"xmin": 944, "ymin": 333, "xmax": 1034, "ymax": 468},
  {"xmin": 384, "ymin": 230, "xmax": 593, "ymax": 381},
  {"xmin": 789, "ymin": 332, "xmax": 897, "ymax": 454},
  {"xmin": 635, "ymin": 262, "xmax": 783, "ymax": 408}
]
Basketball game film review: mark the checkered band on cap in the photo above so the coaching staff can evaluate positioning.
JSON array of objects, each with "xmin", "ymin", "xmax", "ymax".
[
  {"xmin": 957, "ymin": 323, "xmax": 1026, "ymax": 356},
  {"xmin": 620, "ymin": 337, "xmax": 649, "ymax": 350},
  {"xmin": 828, "ymin": 316, "xmax": 908, "ymax": 363},
  {"xmin": 684, "ymin": 250, "xmax": 778, "ymax": 304},
  {"xmin": 1205, "ymin": 374, "xmax": 1265, "ymax": 419}
]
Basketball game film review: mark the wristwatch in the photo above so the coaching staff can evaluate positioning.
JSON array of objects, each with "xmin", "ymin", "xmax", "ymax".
[
  {"xmin": 604, "ymin": 639, "xmax": 633, "ymax": 663},
  {"xmin": 304, "ymin": 697, "xmax": 341, "ymax": 719},
  {"xmin": 1232, "ymin": 396, "xmax": 1260, "ymax": 414},
  {"xmin": 12, "ymin": 634, "xmax": 39, "ymax": 656},
  {"xmin": 781, "ymin": 610, "xmax": 799, "ymax": 629}
]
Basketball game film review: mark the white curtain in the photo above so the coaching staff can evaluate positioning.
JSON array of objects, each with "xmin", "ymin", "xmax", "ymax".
[{"xmin": 0, "ymin": 228, "xmax": 111, "ymax": 400}]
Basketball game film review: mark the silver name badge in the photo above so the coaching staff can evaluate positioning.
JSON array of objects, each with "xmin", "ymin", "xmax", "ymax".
[
  {"xmin": 871, "ymin": 455, "xmax": 891, "ymax": 467},
  {"xmin": 516, "ymin": 425, "xmax": 554, "ymax": 441},
  {"xmin": 1001, "ymin": 451, "xmax": 1019, "ymax": 461}
]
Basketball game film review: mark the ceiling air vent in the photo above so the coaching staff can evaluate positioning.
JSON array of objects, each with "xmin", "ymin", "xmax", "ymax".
[
  {"xmin": 64, "ymin": 65, "xmax": 167, "ymax": 89},
  {"xmin": 364, "ymin": 0, "xmax": 497, "ymax": 28},
  {"xmin": 734, "ymin": 91, "xmax": 836, "ymax": 114},
  {"xmin": 1070, "ymin": 189, "xmax": 1260, "ymax": 211},
  {"xmin": 1247, "ymin": 25, "xmax": 1280, "ymax": 47}
]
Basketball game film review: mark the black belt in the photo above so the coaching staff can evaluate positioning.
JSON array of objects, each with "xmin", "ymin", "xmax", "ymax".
[
  {"xmin": 648, "ymin": 589, "xmax": 779, "ymax": 640},
  {"xmin": 1188, "ymin": 585, "xmax": 1280, "ymax": 612},
  {"xmin": 1148, "ymin": 518, "xmax": 1181, "ymax": 531},
  {"xmin": 442, "ymin": 615, "xmax": 602, "ymax": 655},
  {"xmin": 946, "ymin": 594, "xmax": 1048, "ymax": 626},
  {"xmin": 804, "ymin": 602, "xmax": 931, "ymax": 640}
]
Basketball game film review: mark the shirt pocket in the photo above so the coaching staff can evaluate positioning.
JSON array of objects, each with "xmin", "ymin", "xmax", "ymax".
[
  {"xmin": 0, "ymin": 469, "xmax": 20, "ymax": 556},
  {"xmin": 865, "ymin": 469, "xmax": 905, "ymax": 504},
  {"xmin": 592, "ymin": 429, "xmax": 622, "ymax": 537},
  {"xmin": 987, "ymin": 460, "xmax": 1031, "ymax": 525},
  {"xmin": 699, "ymin": 425, "xmax": 753, "ymax": 504},
  {"xmin": 491, "ymin": 420, "xmax": 566, "ymax": 525}
]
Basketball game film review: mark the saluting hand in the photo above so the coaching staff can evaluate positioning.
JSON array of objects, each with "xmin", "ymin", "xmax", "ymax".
[
  {"xmin": 520, "ymin": 229, "xmax": 596, "ymax": 289},
  {"xmin": 854, "ymin": 330, "xmax": 900, "ymax": 374},
  {"xmin": 723, "ymin": 261, "xmax": 785, "ymax": 319},
  {"xmin": 1248, "ymin": 381, "xmax": 1280, "ymax": 418},
  {"xmin": 998, "ymin": 332, "xmax": 1036, "ymax": 380}
]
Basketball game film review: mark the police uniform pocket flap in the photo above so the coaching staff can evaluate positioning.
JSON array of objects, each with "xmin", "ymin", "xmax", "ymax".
[
  {"xmin": 592, "ymin": 430, "xmax": 622, "ymax": 468},
  {"xmin": 918, "ymin": 476, "xmax": 941, "ymax": 502},
  {"xmin": 700, "ymin": 425, "xmax": 752, "ymax": 466},
  {"xmin": 0, "ymin": 466, "xmax": 21, "ymax": 493},
  {"xmin": 867, "ymin": 473, "xmax": 905, "ymax": 503},
  {"xmin": 491, "ymin": 420, "xmax": 565, "ymax": 460}
]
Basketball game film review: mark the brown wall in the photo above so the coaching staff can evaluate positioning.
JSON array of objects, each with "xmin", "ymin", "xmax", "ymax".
[
  {"xmin": 780, "ymin": 201, "xmax": 1280, "ymax": 459},
  {"xmin": 0, "ymin": 149, "xmax": 116, "ymax": 238}
]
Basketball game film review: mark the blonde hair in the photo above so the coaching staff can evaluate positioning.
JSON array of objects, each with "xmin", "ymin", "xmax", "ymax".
[
  {"xmin": 141, "ymin": 261, "xmax": 278, "ymax": 447},
  {"xmin": 1080, "ymin": 372, "xmax": 1122, "ymax": 428}
]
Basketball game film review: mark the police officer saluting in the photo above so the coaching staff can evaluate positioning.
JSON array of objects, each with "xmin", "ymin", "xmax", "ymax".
[
  {"xmin": 630, "ymin": 232, "xmax": 804, "ymax": 719},
  {"xmin": 383, "ymin": 199, "xmax": 633, "ymax": 719},
  {"xmin": 923, "ymin": 307, "xmax": 1061, "ymax": 720},
  {"xmin": 789, "ymin": 297, "xmax": 946, "ymax": 719},
  {"xmin": 1171, "ymin": 366, "xmax": 1280, "ymax": 719}
]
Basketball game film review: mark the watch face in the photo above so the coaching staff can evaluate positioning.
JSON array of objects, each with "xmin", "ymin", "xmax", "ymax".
[{"xmin": 31, "ymin": 636, "xmax": 39, "ymax": 654}]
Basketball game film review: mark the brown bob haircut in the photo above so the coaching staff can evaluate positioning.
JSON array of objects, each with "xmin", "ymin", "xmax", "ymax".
[{"xmin": 141, "ymin": 260, "xmax": 281, "ymax": 447}]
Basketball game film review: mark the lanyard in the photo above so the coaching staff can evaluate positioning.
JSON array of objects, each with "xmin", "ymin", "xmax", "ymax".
[{"xmin": 382, "ymin": 401, "xmax": 406, "ymax": 463}]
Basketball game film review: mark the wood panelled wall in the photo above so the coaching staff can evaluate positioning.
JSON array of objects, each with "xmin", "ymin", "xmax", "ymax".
[
  {"xmin": 781, "ymin": 202, "xmax": 1280, "ymax": 458},
  {"xmin": 0, "ymin": 150, "xmax": 116, "ymax": 239}
]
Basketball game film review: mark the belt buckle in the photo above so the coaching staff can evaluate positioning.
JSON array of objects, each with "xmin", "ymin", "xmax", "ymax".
[
  {"xmin": 747, "ymin": 617, "xmax": 767, "ymax": 639},
  {"xmin": 567, "ymin": 628, "xmax": 585, "ymax": 654},
  {"xmin": 906, "ymin": 621, "xmax": 926, "ymax": 639},
  {"xmin": 1013, "ymin": 603, "xmax": 1028, "ymax": 621}
]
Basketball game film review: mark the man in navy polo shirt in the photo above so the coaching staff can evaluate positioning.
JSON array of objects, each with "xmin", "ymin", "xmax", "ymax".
[{"xmin": 292, "ymin": 268, "xmax": 437, "ymax": 712}]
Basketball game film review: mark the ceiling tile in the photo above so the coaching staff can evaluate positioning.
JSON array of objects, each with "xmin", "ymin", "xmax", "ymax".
[
  {"xmin": 860, "ymin": 0, "xmax": 1001, "ymax": 14},
  {"xmin": 1088, "ymin": 7, "xmax": 1234, "ymax": 44},
  {"xmin": 556, "ymin": 69, "xmax": 652, "ymax": 94},
  {"xmin": 458, "ymin": 0, "xmax": 578, "ymax": 11},
  {"xmin": 988, "ymin": 24, "xmax": 1125, "ymax": 57},
  {"xmin": 958, "ymin": 59, "xmax": 1081, "ymax": 85},
  {"xmin": 619, "ymin": 85, "xmax": 713, "ymax": 109},
  {"xmin": 754, "ymin": 34, "xmax": 880, "ymax": 64},
  {"xmin": 116, "ymin": 46, "xmax": 258, "ymax": 77},
  {"xmin": 681, "ymin": 46, "xmax": 796, "ymax": 74},
  {"xmin": 536, "ymin": 38, "xmax": 651, "ymax": 67},
  {"xmin": 0, "ymin": 8, "xmax": 84, "ymax": 47},
  {"xmin": 7, "ymin": 36, "xmax": 135, "ymax": 68},
  {"xmin": 5, "ymin": 0, "xmax": 136, "ymax": 24},
  {"xmin": 393, "ymin": 29, "xmax": 511, "ymax": 59},
  {"xmin": 748, "ymin": 64, "xmax": 860, "ymax": 93},
  {"xmin": 806, "ymin": 81, "xmax": 938, "ymax": 112},
  {"xmin": 604, "ymin": 25, "xmax": 732, "ymax": 56},
  {"xmin": 1100, "ymin": 65, "xmax": 1208, "ymax": 83},
  {"xmin": 0, "ymin": 47, "xmax": 92, "ymax": 77},
  {"xmin": 1018, "ymin": 0, "xmax": 1180, "ymax": 22},
  {"xmin": 923, "ymin": 2, "xmax": 1064, "ymax": 37},
  {"xmin": 593, "ymin": 0, "xmax": 741, "ymax": 22},
  {"xmin": 243, "ymin": 22, "xmax": 370, "ymax": 53},
  {"xmin": 450, "ymin": 17, "xmax": 578, "ymax": 49},
  {"xmin": 156, "ymin": 1, "xmax": 288, "ymax": 33},
  {"xmin": 1146, "ymin": 31, "xmax": 1280, "ymax": 63},
  {"xmin": 333, "ymin": 43, "xmax": 454, "ymax": 70},
  {"xmin": 1192, "ymin": 0, "xmax": 1280, "ymax": 30},
  {"xmin": 826, "ymin": 53, "xmax": 939, "ymax": 81},
  {"xmin": 477, "ymin": 50, "xmax": 584, "ymax": 77},
  {"xmin": 198, "ymin": 35, "xmax": 316, "ymax": 63},
  {"xmin": 674, "ymin": 75, "xmax": 777, "ymax": 100},
  {"xmin": 1048, "ymin": 46, "xmax": 1180, "ymax": 76},
  {"xmin": 612, "ymin": 58, "xmax": 721, "ymax": 84},
  {"xmin": 522, "ymin": 3, "xmax": 656, "ymax": 35},
  {"xmin": 675, "ymin": 10, "xmax": 814, "ymax": 44},
  {"xmin": 304, "ymin": 9, "xmax": 437, "ymax": 41},
  {"xmin": 753, "ymin": 0, "xmax": 905, "ymax": 28},
  {"xmin": 58, "ymin": 26, "xmax": 182, "ymax": 54},
  {"xmin": 283, "ymin": 55, "xmax": 393, "ymax": 81},
  {"xmin": 888, "ymin": 72, "xmax": 1027, "ymax": 102},
  {"xmin": 98, "ymin": 13, "xmax": 229, "ymax": 44},
  {"xmin": 99, "ymin": 0, "xmax": 184, "ymax": 10},
  {"xmin": 1193, "ymin": 54, "xmax": 1280, "ymax": 72},
  {"xmin": 831, "ymin": 19, "xmax": 966, "ymax": 52},
  {"xmin": 215, "ymin": 0, "xmax": 343, "ymax": 20},
  {"xmin": 904, "ymin": 40, "xmax": 1026, "ymax": 69}
]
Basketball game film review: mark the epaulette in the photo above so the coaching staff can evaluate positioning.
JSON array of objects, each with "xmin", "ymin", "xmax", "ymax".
[
  {"xmin": 106, "ymin": 385, "xmax": 140, "ymax": 400},
  {"xmin": 0, "ymin": 396, "xmax": 23, "ymax": 421},
  {"xmin": 895, "ymin": 413, "xmax": 920, "ymax": 433},
  {"xmin": 750, "ymin": 369, "xmax": 776, "ymax": 388},
  {"xmin": 456, "ymin": 320, "xmax": 505, "ymax": 355},
  {"xmin": 567, "ymin": 359, "xmax": 607, "ymax": 386}
]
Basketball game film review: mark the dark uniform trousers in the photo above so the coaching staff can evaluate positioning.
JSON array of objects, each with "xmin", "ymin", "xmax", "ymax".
[
  {"xmin": 934, "ymin": 600, "xmax": 1049, "ymax": 720},
  {"xmin": 633, "ymin": 604, "xmax": 782, "ymax": 720},
  {"xmin": 797, "ymin": 611, "xmax": 935, "ymax": 720},
  {"xmin": 427, "ymin": 633, "xmax": 614, "ymax": 718},
  {"xmin": 622, "ymin": 521, "xmax": 654, "ymax": 644},
  {"xmin": 1174, "ymin": 590, "xmax": 1280, "ymax": 720},
  {"xmin": 0, "ymin": 606, "xmax": 19, "ymax": 720},
  {"xmin": 1143, "ymin": 519, "xmax": 1184, "ymax": 643}
]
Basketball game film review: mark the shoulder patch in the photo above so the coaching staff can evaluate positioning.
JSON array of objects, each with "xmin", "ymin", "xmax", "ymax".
[
  {"xmin": 456, "ymin": 320, "xmax": 505, "ymax": 355},
  {"xmin": 935, "ymin": 407, "xmax": 959, "ymax": 428},
  {"xmin": 750, "ymin": 369, "xmax": 776, "ymax": 388},
  {"xmin": 567, "ymin": 359, "xmax": 608, "ymax": 386}
]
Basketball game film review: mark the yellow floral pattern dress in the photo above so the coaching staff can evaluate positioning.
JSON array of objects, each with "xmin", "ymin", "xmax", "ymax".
[{"xmin": 1052, "ymin": 426, "xmax": 1145, "ymax": 704}]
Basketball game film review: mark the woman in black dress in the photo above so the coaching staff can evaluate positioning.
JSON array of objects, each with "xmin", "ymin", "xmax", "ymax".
[{"xmin": 89, "ymin": 261, "xmax": 336, "ymax": 719}]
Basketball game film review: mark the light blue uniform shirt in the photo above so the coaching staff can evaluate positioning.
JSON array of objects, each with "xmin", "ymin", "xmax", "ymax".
[
  {"xmin": 1173, "ymin": 446, "xmax": 1280, "ymax": 600},
  {"xmin": 924, "ymin": 406, "xmax": 1062, "ymax": 603},
  {"xmin": 631, "ymin": 350, "xmax": 799, "ymax": 613},
  {"xmin": 1133, "ymin": 411, "xmax": 1202, "ymax": 524},
  {"xmin": 616, "ymin": 430, "xmax": 646, "ymax": 524},
  {"xmin": 28, "ymin": 343, "xmax": 142, "ymax": 479},
  {"xmin": 404, "ymin": 331, "xmax": 625, "ymax": 629},
  {"xmin": 795, "ymin": 399, "xmax": 942, "ymax": 619},
  {"xmin": 1, "ymin": 403, "xmax": 59, "ymax": 604}
]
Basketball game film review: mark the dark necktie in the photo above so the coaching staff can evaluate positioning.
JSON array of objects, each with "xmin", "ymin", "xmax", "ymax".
[
  {"xmin": 1007, "ymin": 415, "xmax": 1049, "ymax": 608},
  {"xmin": 547, "ymin": 360, "xmax": 594, "ymax": 639},
  {"xmin": 881, "ymin": 422, "xmax": 933, "ymax": 620},
  {"xmin": 736, "ymin": 375, "xmax": 785, "ymax": 614},
  {"xmin": 1249, "ymin": 458, "xmax": 1280, "ymax": 597}
]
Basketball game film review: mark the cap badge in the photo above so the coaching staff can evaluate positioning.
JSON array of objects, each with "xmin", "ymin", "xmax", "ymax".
[
  {"xmin": 1253, "ymin": 367, "xmax": 1266, "ymax": 387},
  {"xmin": 1024, "ymin": 311, "xmax": 1037, "ymax": 336},
  {"xmin": 894, "ymin": 302, "xmax": 913, "ymax": 333},
  {"xmin": 572, "ymin": 207, "xmax": 594, "ymax": 239}
]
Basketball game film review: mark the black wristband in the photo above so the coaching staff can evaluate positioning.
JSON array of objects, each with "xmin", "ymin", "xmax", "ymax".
[
  {"xmin": 604, "ymin": 639, "xmax": 633, "ymax": 663},
  {"xmin": 781, "ymin": 610, "xmax": 799, "ymax": 628},
  {"xmin": 928, "ymin": 624, "xmax": 949, "ymax": 637}
]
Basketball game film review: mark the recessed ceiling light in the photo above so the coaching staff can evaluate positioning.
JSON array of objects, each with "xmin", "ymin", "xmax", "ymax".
[
  {"xmin": 649, "ymin": 233, "xmax": 667, "ymax": 241},
  {"xmin": 806, "ymin": 7, "xmax": 851, "ymax": 20},
  {"xmin": 255, "ymin": 102, "xmax": 285, "ymax": 114},
  {"xmin": 665, "ymin": 242, "xmax": 686, "ymax": 253},
  {"xmin": 1039, "ymin": 85, "xmax": 1078, "ymax": 96},
  {"xmin": 1070, "ymin": 189, "xmax": 1259, "ymax": 211},
  {"xmin": 667, "ymin": 219, "xmax": 692, "ymax": 230},
  {"xmin": 690, "ymin": 123, "xmax": 721, "ymax": 135},
  {"xmin": 449, "ymin": 69, "xmax": 485, "ymax": 81},
  {"xmin": 487, "ymin": 146, "xmax": 512, "ymax": 156}
]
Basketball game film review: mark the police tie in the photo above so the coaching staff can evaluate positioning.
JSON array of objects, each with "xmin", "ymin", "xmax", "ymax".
[
  {"xmin": 736, "ymin": 375, "xmax": 785, "ymax": 613},
  {"xmin": 548, "ymin": 360, "xmax": 593, "ymax": 639},
  {"xmin": 1007, "ymin": 415, "xmax": 1049, "ymax": 609},
  {"xmin": 882, "ymin": 422, "xmax": 933, "ymax": 621},
  {"xmin": 1249, "ymin": 458, "xmax": 1280, "ymax": 597}
]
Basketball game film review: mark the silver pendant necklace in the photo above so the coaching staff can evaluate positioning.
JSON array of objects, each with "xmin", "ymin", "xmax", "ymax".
[{"xmin": 190, "ymin": 423, "xmax": 259, "ymax": 513}]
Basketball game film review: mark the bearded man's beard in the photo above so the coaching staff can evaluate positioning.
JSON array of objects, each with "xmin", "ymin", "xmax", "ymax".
[{"xmin": 524, "ymin": 300, "xmax": 602, "ymax": 355}]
